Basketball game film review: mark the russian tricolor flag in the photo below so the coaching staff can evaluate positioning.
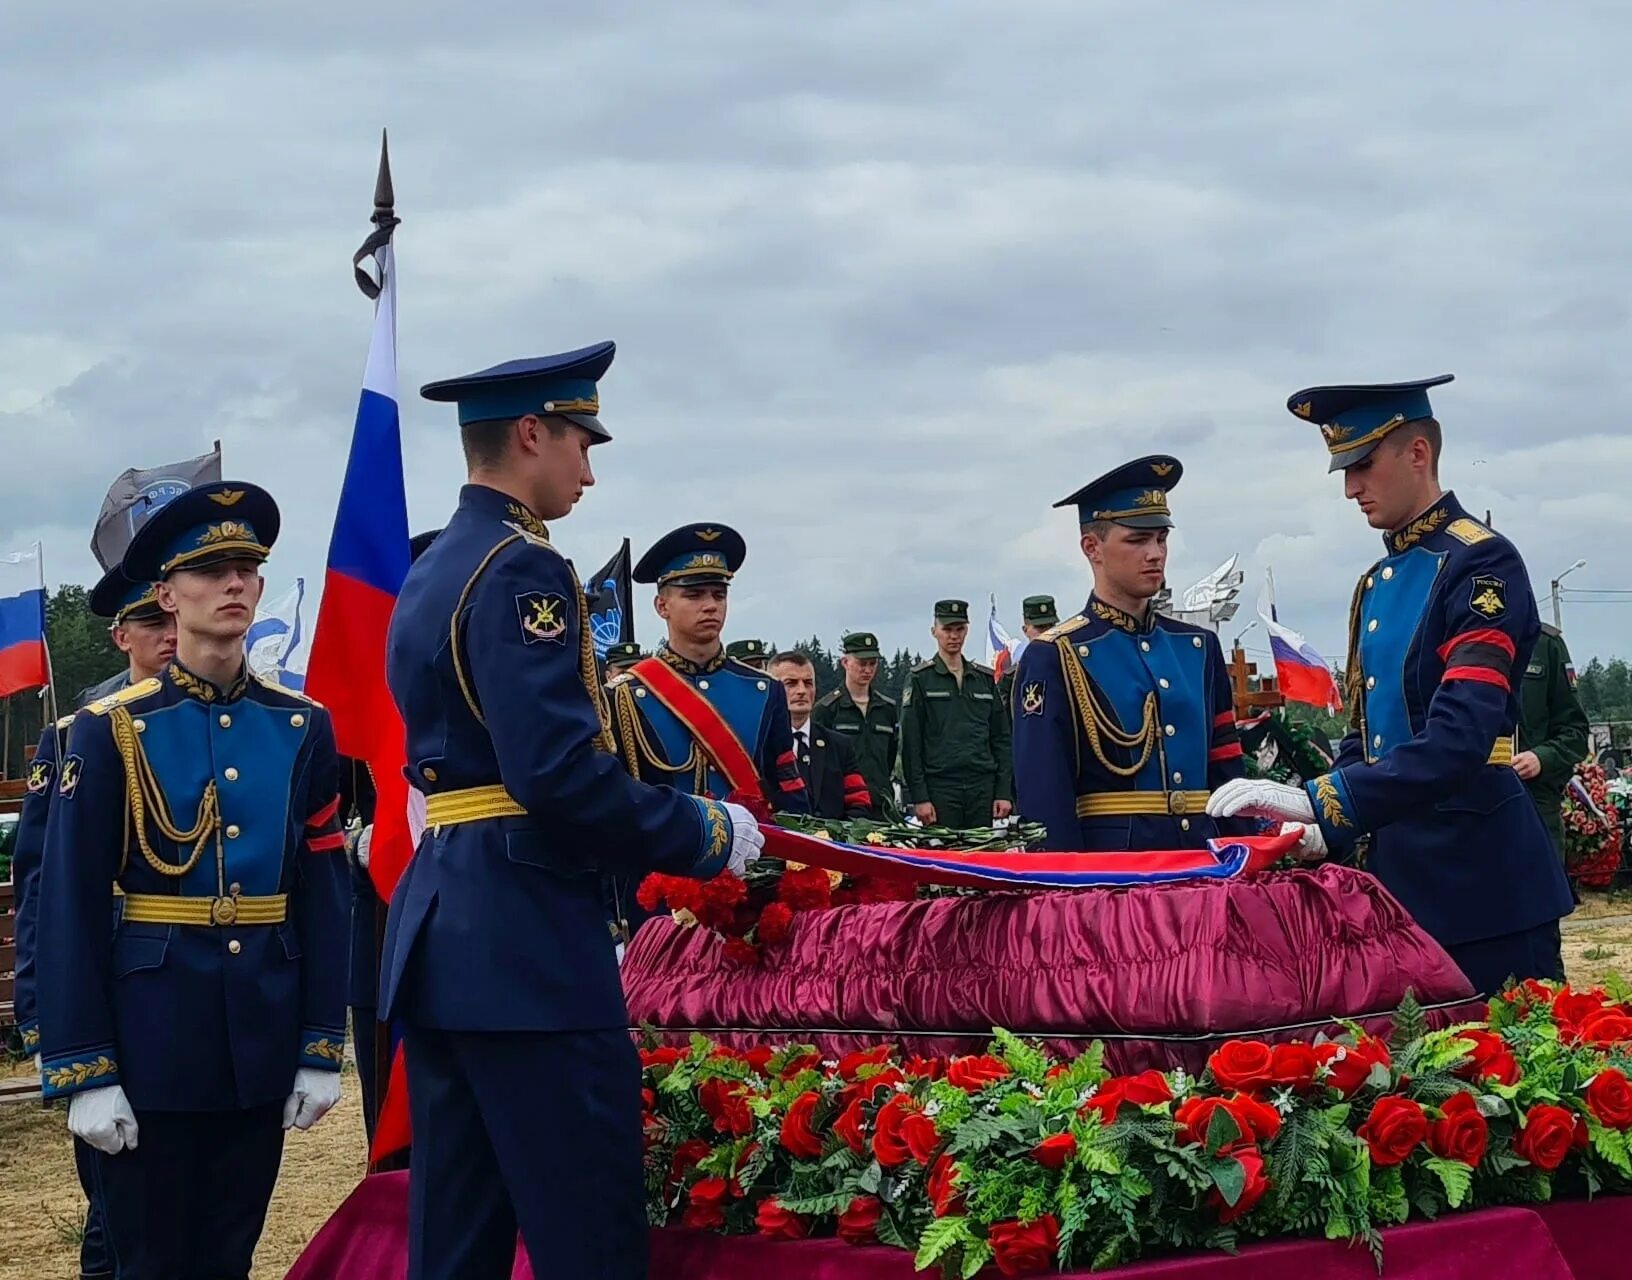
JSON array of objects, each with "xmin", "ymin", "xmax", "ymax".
[
  {"xmin": 305, "ymin": 138, "xmax": 419, "ymax": 1162},
  {"xmin": 1259, "ymin": 609, "xmax": 1342, "ymax": 713},
  {"xmin": 0, "ymin": 546, "xmax": 49, "ymax": 698}
]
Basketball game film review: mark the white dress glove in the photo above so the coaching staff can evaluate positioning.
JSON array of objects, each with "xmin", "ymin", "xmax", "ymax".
[
  {"xmin": 1280, "ymin": 821, "xmax": 1329, "ymax": 862},
  {"xmin": 283, "ymin": 1068, "xmax": 343, "ymax": 1132},
  {"xmin": 721, "ymin": 802, "xmax": 765, "ymax": 876},
  {"xmin": 355, "ymin": 823, "xmax": 373, "ymax": 870},
  {"xmin": 68, "ymin": 1085, "xmax": 140, "ymax": 1155},
  {"xmin": 1207, "ymin": 778, "xmax": 1316, "ymax": 823}
]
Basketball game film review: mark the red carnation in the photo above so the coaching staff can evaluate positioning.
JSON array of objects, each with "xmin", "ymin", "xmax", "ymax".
[
  {"xmin": 837, "ymin": 1195, "xmax": 884, "ymax": 1245},
  {"xmin": 902, "ymin": 1111, "xmax": 942, "ymax": 1166},
  {"xmin": 757, "ymin": 902, "xmax": 794, "ymax": 946},
  {"xmin": 683, "ymin": 1177, "xmax": 730, "ymax": 1230},
  {"xmin": 873, "ymin": 1095, "xmax": 917, "ymax": 1168},
  {"xmin": 1358, "ymin": 1096, "xmax": 1428, "ymax": 1167},
  {"xmin": 698, "ymin": 1078, "xmax": 754, "ymax": 1138},
  {"xmin": 721, "ymin": 936, "xmax": 761, "ymax": 967},
  {"xmin": 946, "ymin": 1055, "xmax": 1013, "ymax": 1093},
  {"xmin": 1270, "ymin": 1042, "xmax": 1320, "ymax": 1092},
  {"xmin": 1515, "ymin": 1104, "xmax": 1578, "ymax": 1172},
  {"xmin": 780, "ymin": 1091, "xmax": 825, "ymax": 1159},
  {"xmin": 1428, "ymin": 1093, "xmax": 1489, "ymax": 1167},
  {"xmin": 1207, "ymin": 1148, "xmax": 1271, "ymax": 1224},
  {"xmin": 754, "ymin": 1197, "xmax": 810, "ymax": 1240},
  {"xmin": 1587, "ymin": 1068, "xmax": 1632, "ymax": 1131},
  {"xmin": 988, "ymin": 1215, "xmax": 1060, "ymax": 1277},
  {"xmin": 838, "ymin": 1045, "xmax": 894, "ymax": 1080},
  {"xmin": 927, "ymin": 1153, "xmax": 964, "ymax": 1217},
  {"xmin": 778, "ymin": 865, "xmax": 833, "ymax": 911},
  {"xmin": 1208, "ymin": 1040, "xmax": 1276, "ymax": 1092},
  {"xmin": 1031, "ymin": 1132, "xmax": 1077, "ymax": 1169}
]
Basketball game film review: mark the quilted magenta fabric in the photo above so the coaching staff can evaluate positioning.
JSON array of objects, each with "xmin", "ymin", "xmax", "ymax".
[{"xmin": 621, "ymin": 865, "xmax": 1480, "ymax": 1073}]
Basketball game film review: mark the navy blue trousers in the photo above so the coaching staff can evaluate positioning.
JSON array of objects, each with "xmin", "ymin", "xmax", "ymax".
[
  {"xmin": 91, "ymin": 1103, "xmax": 284, "ymax": 1280},
  {"xmin": 71, "ymin": 1136, "xmax": 112, "ymax": 1278},
  {"xmin": 404, "ymin": 1027, "xmax": 645, "ymax": 1280},
  {"xmin": 1449, "ymin": 920, "xmax": 1565, "ymax": 1000}
]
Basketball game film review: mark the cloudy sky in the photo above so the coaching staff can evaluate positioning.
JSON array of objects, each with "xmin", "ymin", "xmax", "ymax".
[{"xmin": 5, "ymin": 1, "xmax": 1632, "ymax": 670}]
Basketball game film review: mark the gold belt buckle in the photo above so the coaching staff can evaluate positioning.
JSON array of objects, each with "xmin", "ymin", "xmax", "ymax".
[
  {"xmin": 1170, "ymin": 792, "xmax": 1190, "ymax": 816},
  {"xmin": 211, "ymin": 895, "xmax": 238, "ymax": 926}
]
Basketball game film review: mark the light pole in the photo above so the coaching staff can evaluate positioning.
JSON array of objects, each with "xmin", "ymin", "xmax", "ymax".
[{"xmin": 1551, "ymin": 559, "xmax": 1587, "ymax": 631}]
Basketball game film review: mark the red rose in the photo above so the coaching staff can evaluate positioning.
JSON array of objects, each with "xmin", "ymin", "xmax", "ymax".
[
  {"xmin": 641, "ymin": 1087, "xmax": 656, "ymax": 1112},
  {"xmin": 1045, "ymin": 1063, "xmax": 1072, "ymax": 1082},
  {"xmin": 683, "ymin": 1177, "xmax": 730, "ymax": 1230},
  {"xmin": 902, "ymin": 1111, "xmax": 942, "ymax": 1166},
  {"xmin": 873, "ymin": 1095, "xmax": 916, "ymax": 1167},
  {"xmin": 927, "ymin": 1153, "xmax": 964, "ymax": 1218},
  {"xmin": 640, "ymin": 1045, "xmax": 688, "ymax": 1071},
  {"xmin": 1229, "ymin": 1093, "xmax": 1283, "ymax": 1145},
  {"xmin": 1516, "ymin": 1104, "xmax": 1578, "ymax": 1172},
  {"xmin": 1505, "ymin": 978, "xmax": 1556, "ymax": 1009},
  {"xmin": 778, "ymin": 1051, "xmax": 823, "ymax": 1079},
  {"xmin": 1208, "ymin": 1040, "xmax": 1276, "ymax": 1092},
  {"xmin": 1080, "ymin": 1072, "xmax": 1171, "ymax": 1124},
  {"xmin": 904, "ymin": 1055, "xmax": 945, "ymax": 1080},
  {"xmin": 1208, "ymin": 1148, "xmax": 1271, "ymax": 1224},
  {"xmin": 1031, "ymin": 1132, "xmax": 1077, "ymax": 1169},
  {"xmin": 1358, "ymin": 1096, "xmax": 1428, "ymax": 1167},
  {"xmin": 1577, "ymin": 1010, "xmax": 1632, "ymax": 1049},
  {"xmin": 988, "ymin": 1215, "xmax": 1060, "ymax": 1277},
  {"xmin": 838, "ymin": 1045, "xmax": 895, "ymax": 1080},
  {"xmin": 1552, "ymin": 985, "xmax": 1607, "ymax": 1032},
  {"xmin": 1175, "ymin": 1096, "xmax": 1233, "ymax": 1148},
  {"xmin": 740, "ymin": 1046, "xmax": 775, "ymax": 1073},
  {"xmin": 757, "ymin": 902, "xmax": 794, "ymax": 946},
  {"xmin": 1428, "ymin": 1093, "xmax": 1489, "ymax": 1167},
  {"xmin": 837, "ymin": 1195, "xmax": 884, "ymax": 1245},
  {"xmin": 721, "ymin": 936, "xmax": 761, "ymax": 967},
  {"xmin": 839, "ymin": 1068, "xmax": 905, "ymax": 1111},
  {"xmin": 1454, "ymin": 1030, "xmax": 1522, "ymax": 1086},
  {"xmin": 698, "ymin": 1078, "xmax": 754, "ymax": 1137},
  {"xmin": 1175, "ymin": 1094, "xmax": 1280, "ymax": 1151},
  {"xmin": 780, "ymin": 1091, "xmax": 825, "ymax": 1159},
  {"xmin": 1587, "ymin": 1069, "xmax": 1632, "ymax": 1131},
  {"xmin": 1575, "ymin": 1113, "xmax": 1592, "ymax": 1152},
  {"xmin": 1271, "ymin": 1042, "xmax": 1321, "ymax": 1092},
  {"xmin": 1314, "ymin": 1037, "xmax": 1391, "ymax": 1098},
  {"xmin": 754, "ymin": 1197, "xmax": 810, "ymax": 1240},
  {"xmin": 778, "ymin": 865, "xmax": 833, "ymax": 911},
  {"xmin": 833, "ymin": 1099, "xmax": 868, "ymax": 1154},
  {"xmin": 947, "ymin": 1055, "xmax": 1013, "ymax": 1093},
  {"xmin": 669, "ymin": 1138, "xmax": 712, "ymax": 1186}
]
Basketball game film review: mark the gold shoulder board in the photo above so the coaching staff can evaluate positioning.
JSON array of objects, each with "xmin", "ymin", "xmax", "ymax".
[
  {"xmin": 1446, "ymin": 518, "xmax": 1494, "ymax": 546},
  {"xmin": 86, "ymin": 677, "xmax": 162, "ymax": 716},
  {"xmin": 1041, "ymin": 614, "xmax": 1089, "ymax": 642},
  {"xmin": 252, "ymin": 673, "xmax": 324, "ymax": 706}
]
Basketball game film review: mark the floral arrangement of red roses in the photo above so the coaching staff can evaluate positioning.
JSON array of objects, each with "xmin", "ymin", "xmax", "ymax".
[
  {"xmin": 642, "ymin": 982, "xmax": 1632, "ymax": 1275},
  {"xmin": 635, "ymin": 812, "xmax": 1041, "ymax": 965},
  {"xmin": 1565, "ymin": 762, "xmax": 1623, "ymax": 888}
]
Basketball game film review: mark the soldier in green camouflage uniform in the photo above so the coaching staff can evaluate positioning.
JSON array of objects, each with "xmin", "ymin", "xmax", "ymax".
[
  {"xmin": 813, "ymin": 630, "xmax": 898, "ymax": 817},
  {"xmin": 899, "ymin": 599, "xmax": 1013, "ymax": 830},
  {"xmin": 996, "ymin": 595, "xmax": 1060, "ymax": 712},
  {"xmin": 1515, "ymin": 622, "xmax": 1590, "ymax": 860}
]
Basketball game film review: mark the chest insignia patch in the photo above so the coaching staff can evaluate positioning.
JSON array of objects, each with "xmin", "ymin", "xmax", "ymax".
[
  {"xmin": 1470, "ymin": 575, "xmax": 1507, "ymax": 619},
  {"xmin": 516, "ymin": 591, "xmax": 569, "ymax": 645}
]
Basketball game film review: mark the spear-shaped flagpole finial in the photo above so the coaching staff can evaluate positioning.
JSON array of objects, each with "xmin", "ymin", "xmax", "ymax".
[{"xmin": 354, "ymin": 128, "xmax": 401, "ymax": 300}]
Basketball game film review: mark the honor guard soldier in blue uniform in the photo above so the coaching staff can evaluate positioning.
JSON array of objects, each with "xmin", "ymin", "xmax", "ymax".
[
  {"xmin": 36, "ymin": 482, "xmax": 350, "ymax": 1280},
  {"xmin": 1012, "ymin": 457, "xmax": 1250, "ymax": 851},
  {"xmin": 379, "ymin": 343, "xmax": 764, "ymax": 1280},
  {"xmin": 13, "ymin": 565, "xmax": 175, "ymax": 1280},
  {"xmin": 1210, "ymin": 377, "xmax": 1574, "ymax": 995}
]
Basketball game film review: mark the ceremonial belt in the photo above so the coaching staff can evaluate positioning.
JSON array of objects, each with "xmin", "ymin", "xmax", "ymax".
[
  {"xmin": 628, "ymin": 657, "xmax": 767, "ymax": 807},
  {"xmin": 1488, "ymin": 736, "xmax": 1514, "ymax": 767},
  {"xmin": 118, "ymin": 891, "xmax": 287, "ymax": 926},
  {"xmin": 1076, "ymin": 790, "xmax": 1212, "ymax": 818},
  {"xmin": 425, "ymin": 784, "xmax": 526, "ymax": 827}
]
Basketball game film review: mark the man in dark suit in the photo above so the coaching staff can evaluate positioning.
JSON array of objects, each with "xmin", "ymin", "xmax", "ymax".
[{"xmin": 771, "ymin": 651, "xmax": 872, "ymax": 819}]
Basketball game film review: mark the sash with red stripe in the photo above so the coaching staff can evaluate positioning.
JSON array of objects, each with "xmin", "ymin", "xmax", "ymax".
[{"xmin": 629, "ymin": 658, "xmax": 767, "ymax": 807}]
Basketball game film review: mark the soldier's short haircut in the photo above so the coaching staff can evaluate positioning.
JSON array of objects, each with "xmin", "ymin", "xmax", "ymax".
[
  {"xmin": 1389, "ymin": 417, "xmax": 1442, "ymax": 473},
  {"xmin": 1081, "ymin": 519, "xmax": 1116, "ymax": 542},
  {"xmin": 770, "ymin": 650, "xmax": 813, "ymax": 669},
  {"xmin": 460, "ymin": 414, "xmax": 573, "ymax": 470}
]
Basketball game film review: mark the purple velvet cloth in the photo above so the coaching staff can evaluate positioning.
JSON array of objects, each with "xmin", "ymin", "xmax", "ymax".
[
  {"xmin": 285, "ymin": 1172, "xmax": 1607, "ymax": 1279},
  {"xmin": 622, "ymin": 865, "xmax": 1480, "ymax": 1072}
]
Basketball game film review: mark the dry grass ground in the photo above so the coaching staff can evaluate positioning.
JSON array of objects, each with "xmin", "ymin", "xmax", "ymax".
[{"xmin": 5, "ymin": 911, "xmax": 1632, "ymax": 1280}]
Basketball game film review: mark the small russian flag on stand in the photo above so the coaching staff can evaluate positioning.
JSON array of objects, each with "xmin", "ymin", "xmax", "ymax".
[{"xmin": 0, "ymin": 546, "xmax": 49, "ymax": 698}]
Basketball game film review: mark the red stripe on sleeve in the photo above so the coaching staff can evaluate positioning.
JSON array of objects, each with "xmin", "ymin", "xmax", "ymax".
[
  {"xmin": 1208, "ymin": 742, "xmax": 1245, "ymax": 763},
  {"xmin": 1442, "ymin": 666, "xmax": 1511, "ymax": 691},
  {"xmin": 1213, "ymin": 710, "xmax": 1235, "ymax": 728},
  {"xmin": 1437, "ymin": 629, "xmax": 1516, "ymax": 662},
  {"xmin": 306, "ymin": 832, "xmax": 346, "ymax": 853},
  {"xmin": 775, "ymin": 750, "xmax": 797, "ymax": 768},
  {"xmin": 779, "ymin": 776, "xmax": 807, "ymax": 793},
  {"xmin": 305, "ymin": 795, "xmax": 341, "ymax": 830}
]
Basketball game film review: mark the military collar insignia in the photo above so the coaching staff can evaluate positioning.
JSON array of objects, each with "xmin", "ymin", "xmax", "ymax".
[
  {"xmin": 1090, "ymin": 596, "xmax": 1149, "ymax": 634},
  {"xmin": 1387, "ymin": 504, "xmax": 1449, "ymax": 553},
  {"xmin": 657, "ymin": 642, "xmax": 727, "ymax": 676},
  {"xmin": 504, "ymin": 502, "xmax": 550, "ymax": 541},
  {"xmin": 168, "ymin": 661, "xmax": 250, "ymax": 704}
]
